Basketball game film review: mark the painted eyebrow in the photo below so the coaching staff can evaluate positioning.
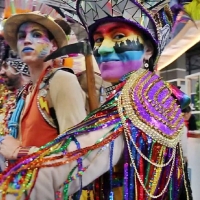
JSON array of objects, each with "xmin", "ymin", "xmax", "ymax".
[
  {"xmin": 17, "ymin": 29, "xmax": 45, "ymax": 34},
  {"xmin": 94, "ymin": 25, "xmax": 130, "ymax": 35}
]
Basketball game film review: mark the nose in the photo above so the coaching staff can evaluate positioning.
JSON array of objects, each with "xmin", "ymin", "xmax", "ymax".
[
  {"xmin": 98, "ymin": 39, "xmax": 114, "ymax": 55},
  {"xmin": 24, "ymin": 33, "xmax": 32, "ymax": 45}
]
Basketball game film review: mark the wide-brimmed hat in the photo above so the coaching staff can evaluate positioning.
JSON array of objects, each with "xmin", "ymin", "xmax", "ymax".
[
  {"xmin": 3, "ymin": 12, "xmax": 68, "ymax": 52},
  {"xmin": 2, "ymin": 1, "xmax": 69, "ymax": 52},
  {"xmin": 76, "ymin": 0, "xmax": 174, "ymax": 66}
]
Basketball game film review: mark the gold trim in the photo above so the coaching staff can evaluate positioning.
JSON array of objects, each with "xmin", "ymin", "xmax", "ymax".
[{"xmin": 119, "ymin": 68, "xmax": 184, "ymax": 148}]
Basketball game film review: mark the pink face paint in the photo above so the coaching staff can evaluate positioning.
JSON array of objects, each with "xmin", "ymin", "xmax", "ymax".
[
  {"xmin": 93, "ymin": 22, "xmax": 145, "ymax": 83},
  {"xmin": 17, "ymin": 22, "xmax": 53, "ymax": 62}
]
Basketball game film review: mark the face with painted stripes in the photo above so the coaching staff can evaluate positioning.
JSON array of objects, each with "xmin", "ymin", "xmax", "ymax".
[
  {"xmin": 16, "ymin": 22, "xmax": 57, "ymax": 64},
  {"xmin": 93, "ymin": 22, "xmax": 152, "ymax": 83}
]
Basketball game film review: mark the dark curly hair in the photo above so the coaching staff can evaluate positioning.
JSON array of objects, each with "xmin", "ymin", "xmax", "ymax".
[{"xmin": 0, "ymin": 35, "xmax": 19, "ymax": 64}]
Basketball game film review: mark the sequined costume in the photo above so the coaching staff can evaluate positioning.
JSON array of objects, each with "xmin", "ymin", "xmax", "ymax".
[
  {"xmin": 0, "ymin": 0, "xmax": 191, "ymax": 200},
  {"xmin": 0, "ymin": 68, "xmax": 190, "ymax": 200}
]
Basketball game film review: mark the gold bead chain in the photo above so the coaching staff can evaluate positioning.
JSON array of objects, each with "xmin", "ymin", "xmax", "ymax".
[
  {"xmin": 118, "ymin": 95, "xmax": 176, "ymax": 198},
  {"xmin": 120, "ymin": 68, "xmax": 183, "ymax": 148}
]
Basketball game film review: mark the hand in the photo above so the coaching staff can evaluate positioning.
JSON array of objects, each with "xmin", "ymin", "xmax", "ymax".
[{"xmin": 0, "ymin": 135, "xmax": 21, "ymax": 160}]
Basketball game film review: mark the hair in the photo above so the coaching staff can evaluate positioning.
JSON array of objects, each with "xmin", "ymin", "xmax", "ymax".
[
  {"xmin": 142, "ymin": 35, "xmax": 155, "ymax": 72},
  {"xmin": 0, "ymin": 35, "xmax": 19, "ymax": 65},
  {"xmin": 182, "ymin": 106, "xmax": 191, "ymax": 113},
  {"xmin": 148, "ymin": 57, "xmax": 154, "ymax": 72}
]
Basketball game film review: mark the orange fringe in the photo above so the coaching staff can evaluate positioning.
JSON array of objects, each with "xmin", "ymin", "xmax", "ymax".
[{"xmin": 3, "ymin": 8, "xmax": 31, "ymax": 19}]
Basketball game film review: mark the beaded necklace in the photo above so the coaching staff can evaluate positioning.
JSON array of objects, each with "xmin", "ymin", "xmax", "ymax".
[
  {"xmin": 7, "ymin": 83, "xmax": 32, "ymax": 139},
  {"xmin": 0, "ymin": 89, "xmax": 17, "ymax": 136},
  {"xmin": 0, "ymin": 69, "xmax": 187, "ymax": 200},
  {"xmin": 2, "ymin": 66, "xmax": 54, "ymax": 139}
]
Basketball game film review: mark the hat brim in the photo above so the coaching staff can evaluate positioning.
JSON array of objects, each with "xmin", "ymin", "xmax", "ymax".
[{"xmin": 3, "ymin": 13, "xmax": 68, "ymax": 52}]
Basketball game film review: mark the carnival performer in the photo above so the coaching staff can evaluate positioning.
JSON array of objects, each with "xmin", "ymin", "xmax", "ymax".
[
  {"xmin": 0, "ymin": 1, "xmax": 87, "ymax": 168},
  {"xmin": 0, "ymin": 36, "xmax": 30, "ymax": 172},
  {"xmin": 0, "ymin": 36, "xmax": 30, "ymax": 91},
  {"xmin": 0, "ymin": 0, "xmax": 191, "ymax": 200},
  {"xmin": 0, "ymin": 36, "xmax": 30, "ymax": 115}
]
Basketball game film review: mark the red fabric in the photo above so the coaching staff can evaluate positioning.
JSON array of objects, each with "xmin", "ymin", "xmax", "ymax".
[{"xmin": 21, "ymin": 68, "xmax": 58, "ymax": 147}]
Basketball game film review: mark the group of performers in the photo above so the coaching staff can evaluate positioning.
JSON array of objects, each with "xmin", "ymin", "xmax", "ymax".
[{"xmin": 0, "ymin": 0, "xmax": 198, "ymax": 199}]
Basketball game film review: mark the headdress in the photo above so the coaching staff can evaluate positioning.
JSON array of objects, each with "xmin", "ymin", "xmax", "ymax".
[
  {"xmin": 2, "ymin": 0, "xmax": 70, "ymax": 52},
  {"xmin": 76, "ymin": 0, "xmax": 174, "ymax": 66},
  {"xmin": 157, "ymin": 0, "xmax": 200, "ymax": 70}
]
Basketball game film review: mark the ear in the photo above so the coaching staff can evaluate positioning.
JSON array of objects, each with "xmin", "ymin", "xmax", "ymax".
[
  {"xmin": 50, "ymin": 39, "xmax": 58, "ymax": 52},
  {"xmin": 144, "ymin": 40, "xmax": 154, "ymax": 61}
]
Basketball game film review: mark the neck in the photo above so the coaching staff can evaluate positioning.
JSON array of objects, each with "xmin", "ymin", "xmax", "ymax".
[
  {"xmin": 8, "ymin": 78, "xmax": 21, "ymax": 91},
  {"xmin": 28, "ymin": 60, "xmax": 52, "ymax": 84}
]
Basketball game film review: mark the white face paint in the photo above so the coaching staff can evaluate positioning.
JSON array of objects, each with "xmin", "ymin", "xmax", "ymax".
[{"xmin": 17, "ymin": 22, "xmax": 54, "ymax": 64}]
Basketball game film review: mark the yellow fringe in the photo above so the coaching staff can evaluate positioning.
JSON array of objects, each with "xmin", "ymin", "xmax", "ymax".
[{"xmin": 184, "ymin": 0, "xmax": 200, "ymax": 20}]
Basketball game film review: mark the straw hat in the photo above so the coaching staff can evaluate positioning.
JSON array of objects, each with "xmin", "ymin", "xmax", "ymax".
[{"xmin": 3, "ymin": 11, "xmax": 68, "ymax": 52}]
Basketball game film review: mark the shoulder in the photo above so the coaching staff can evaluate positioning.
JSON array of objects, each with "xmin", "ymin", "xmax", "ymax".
[
  {"xmin": 49, "ymin": 69, "xmax": 79, "ymax": 86},
  {"xmin": 48, "ymin": 69, "xmax": 84, "ymax": 96},
  {"xmin": 52, "ymin": 69, "xmax": 77, "ymax": 80}
]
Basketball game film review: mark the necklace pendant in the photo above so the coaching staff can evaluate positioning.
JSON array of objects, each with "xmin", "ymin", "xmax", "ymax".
[{"xmin": 40, "ymin": 89, "xmax": 48, "ymax": 97}]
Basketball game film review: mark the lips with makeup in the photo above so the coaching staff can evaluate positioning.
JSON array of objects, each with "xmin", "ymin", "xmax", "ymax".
[
  {"xmin": 22, "ymin": 47, "xmax": 34, "ymax": 53},
  {"xmin": 94, "ymin": 48, "xmax": 144, "ymax": 82}
]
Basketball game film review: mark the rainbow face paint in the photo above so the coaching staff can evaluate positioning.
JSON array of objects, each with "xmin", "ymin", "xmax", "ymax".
[
  {"xmin": 17, "ymin": 22, "xmax": 53, "ymax": 62},
  {"xmin": 93, "ymin": 22, "xmax": 145, "ymax": 83}
]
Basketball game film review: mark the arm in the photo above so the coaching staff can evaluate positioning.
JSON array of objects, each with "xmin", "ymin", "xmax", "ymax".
[
  {"xmin": 49, "ymin": 70, "xmax": 87, "ymax": 133},
  {"xmin": 0, "ymin": 71, "xmax": 87, "ymax": 159},
  {"xmin": 2, "ymin": 127, "xmax": 124, "ymax": 200},
  {"xmin": 21, "ymin": 71, "xmax": 87, "ymax": 155},
  {"xmin": 0, "ymin": 135, "xmax": 39, "ymax": 160}
]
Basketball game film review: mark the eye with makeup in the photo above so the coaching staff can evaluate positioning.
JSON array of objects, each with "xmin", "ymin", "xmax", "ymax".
[
  {"xmin": 94, "ymin": 36, "xmax": 104, "ymax": 44},
  {"xmin": 17, "ymin": 31, "xmax": 45, "ymax": 40},
  {"xmin": 113, "ymin": 33, "xmax": 125, "ymax": 41},
  {"xmin": 17, "ymin": 33, "xmax": 25, "ymax": 40},
  {"xmin": 32, "ymin": 31, "xmax": 44, "ymax": 38}
]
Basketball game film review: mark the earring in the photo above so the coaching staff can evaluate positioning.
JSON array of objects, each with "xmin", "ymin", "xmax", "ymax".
[{"xmin": 144, "ymin": 60, "xmax": 149, "ymax": 69}]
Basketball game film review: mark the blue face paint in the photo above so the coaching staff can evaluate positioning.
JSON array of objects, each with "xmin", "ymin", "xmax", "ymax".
[{"xmin": 93, "ymin": 22, "xmax": 146, "ymax": 83}]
